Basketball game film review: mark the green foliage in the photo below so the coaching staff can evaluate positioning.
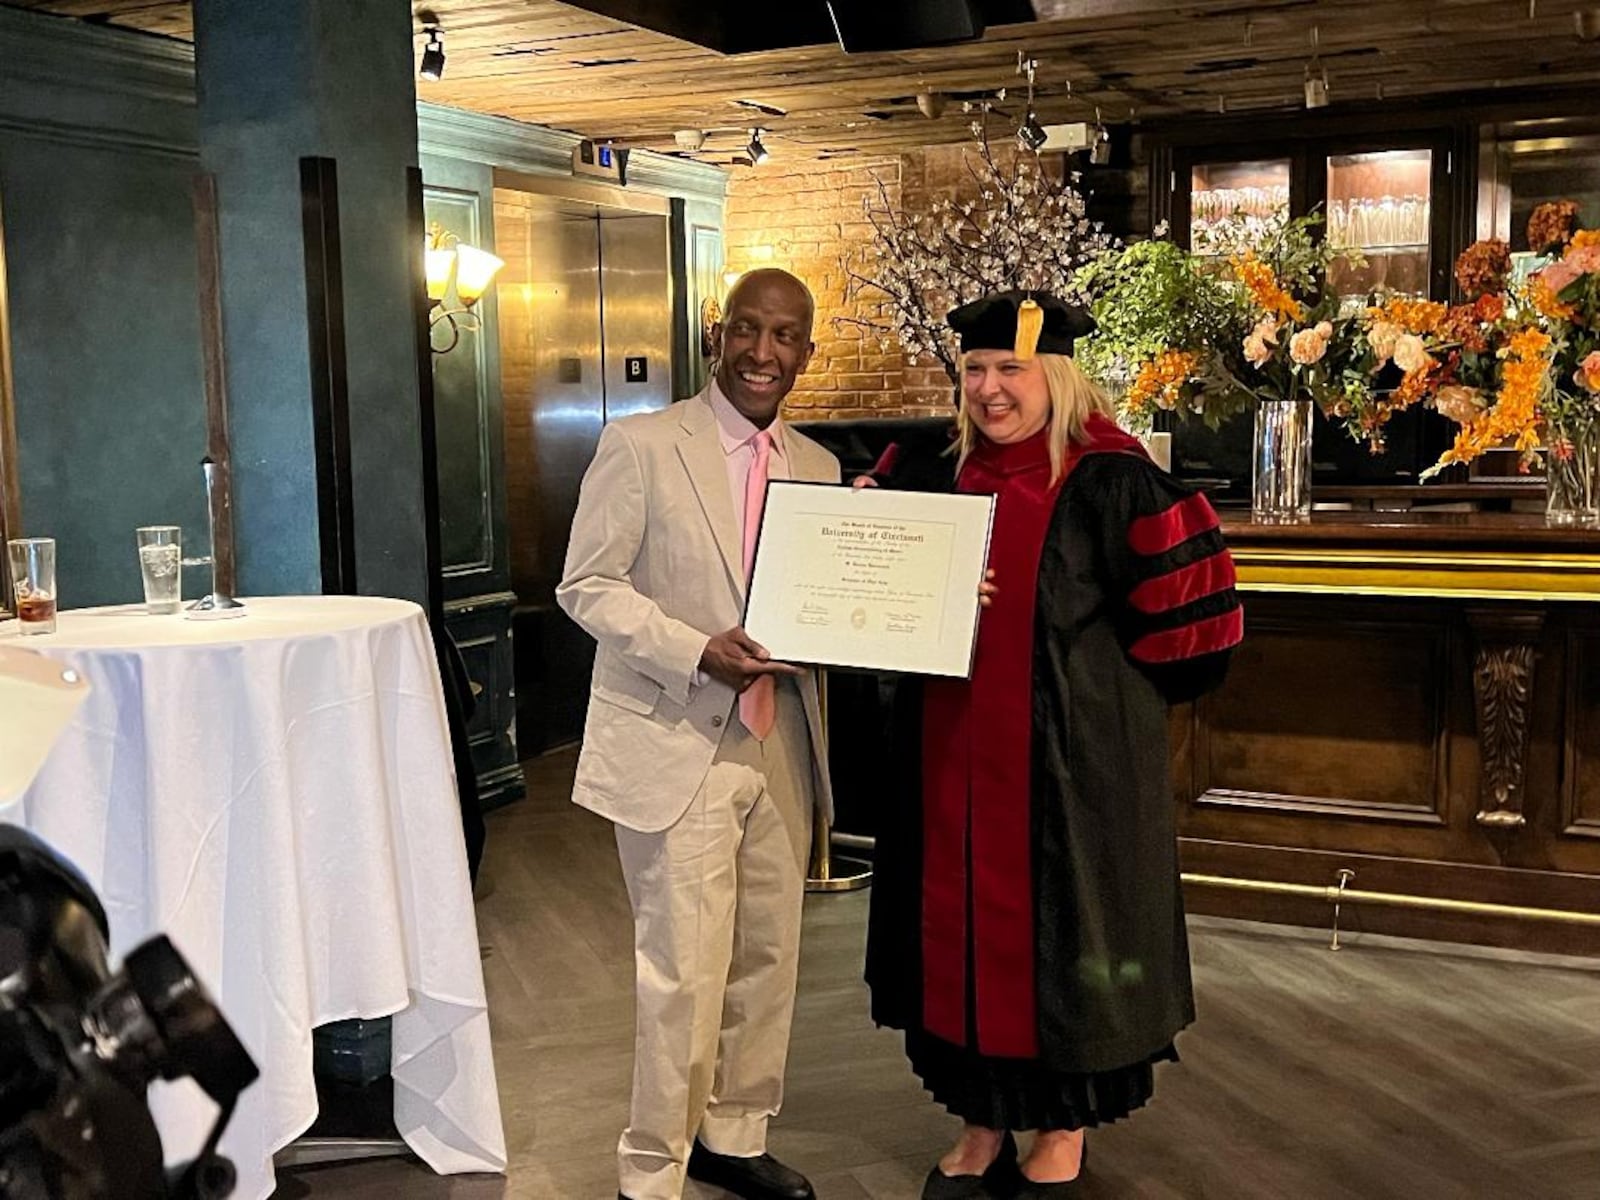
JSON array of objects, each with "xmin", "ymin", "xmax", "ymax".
[
  {"xmin": 1072, "ymin": 236, "xmax": 1254, "ymax": 430},
  {"xmin": 1073, "ymin": 240, "xmax": 1239, "ymax": 380}
]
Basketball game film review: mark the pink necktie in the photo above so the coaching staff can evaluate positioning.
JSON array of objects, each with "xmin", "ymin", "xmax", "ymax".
[{"xmin": 740, "ymin": 429, "xmax": 776, "ymax": 740}]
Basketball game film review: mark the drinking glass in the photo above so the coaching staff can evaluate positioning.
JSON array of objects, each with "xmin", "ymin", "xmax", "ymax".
[
  {"xmin": 1329, "ymin": 200, "xmax": 1347, "ymax": 247},
  {"xmin": 7, "ymin": 537, "xmax": 57, "ymax": 635},
  {"xmin": 1374, "ymin": 195, "xmax": 1398, "ymax": 247},
  {"xmin": 136, "ymin": 526, "xmax": 182, "ymax": 615}
]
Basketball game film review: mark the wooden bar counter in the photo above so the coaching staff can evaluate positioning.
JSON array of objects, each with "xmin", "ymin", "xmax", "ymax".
[{"xmin": 1177, "ymin": 510, "xmax": 1600, "ymax": 954}]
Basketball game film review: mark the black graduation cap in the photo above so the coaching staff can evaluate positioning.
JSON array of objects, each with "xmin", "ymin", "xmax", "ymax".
[{"xmin": 946, "ymin": 290, "xmax": 1095, "ymax": 361}]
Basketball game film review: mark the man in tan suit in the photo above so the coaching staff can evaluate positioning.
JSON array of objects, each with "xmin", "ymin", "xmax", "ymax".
[{"xmin": 558, "ymin": 269, "xmax": 839, "ymax": 1200}]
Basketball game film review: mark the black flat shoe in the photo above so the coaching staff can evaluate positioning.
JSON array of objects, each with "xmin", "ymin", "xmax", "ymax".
[
  {"xmin": 1009, "ymin": 1134, "xmax": 1087, "ymax": 1198},
  {"xmin": 922, "ymin": 1130, "xmax": 1019, "ymax": 1200},
  {"xmin": 686, "ymin": 1140, "xmax": 815, "ymax": 1200}
]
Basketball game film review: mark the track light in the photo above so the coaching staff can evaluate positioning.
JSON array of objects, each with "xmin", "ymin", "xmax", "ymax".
[
  {"xmin": 674, "ymin": 129, "xmax": 707, "ymax": 152},
  {"xmin": 419, "ymin": 26, "xmax": 445, "ymax": 82},
  {"xmin": 747, "ymin": 128, "xmax": 770, "ymax": 165},
  {"xmin": 1014, "ymin": 53, "xmax": 1047, "ymax": 154},
  {"xmin": 1090, "ymin": 123, "xmax": 1112, "ymax": 165},
  {"xmin": 1304, "ymin": 61, "xmax": 1328, "ymax": 108},
  {"xmin": 1303, "ymin": 25, "xmax": 1327, "ymax": 108},
  {"xmin": 1017, "ymin": 111, "xmax": 1047, "ymax": 153}
]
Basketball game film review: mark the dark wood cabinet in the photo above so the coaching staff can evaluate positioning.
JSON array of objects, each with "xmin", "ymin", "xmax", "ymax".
[
  {"xmin": 1150, "ymin": 118, "xmax": 1475, "ymax": 492},
  {"xmin": 1177, "ymin": 513, "xmax": 1600, "ymax": 954},
  {"xmin": 445, "ymin": 590, "xmax": 522, "ymax": 809}
]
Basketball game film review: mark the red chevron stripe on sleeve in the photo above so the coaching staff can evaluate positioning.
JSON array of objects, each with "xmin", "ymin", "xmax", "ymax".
[
  {"xmin": 872, "ymin": 443, "xmax": 902, "ymax": 477},
  {"xmin": 1128, "ymin": 550, "xmax": 1237, "ymax": 615},
  {"xmin": 1129, "ymin": 607, "xmax": 1245, "ymax": 664},
  {"xmin": 1127, "ymin": 491, "xmax": 1220, "ymax": 557}
]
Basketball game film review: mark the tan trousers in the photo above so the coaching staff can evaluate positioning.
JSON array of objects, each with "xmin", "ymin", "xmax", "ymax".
[{"xmin": 614, "ymin": 679, "xmax": 814, "ymax": 1200}]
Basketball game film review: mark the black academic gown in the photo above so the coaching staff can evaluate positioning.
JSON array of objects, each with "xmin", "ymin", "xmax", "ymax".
[{"xmin": 865, "ymin": 418, "xmax": 1242, "ymax": 1075}]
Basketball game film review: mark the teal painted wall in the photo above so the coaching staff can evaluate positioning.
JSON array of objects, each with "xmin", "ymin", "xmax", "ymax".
[
  {"xmin": 194, "ymin": 0, "xmax": 426, "ymax": 603},
  {"xmin": 0, "ymin": 8, "xmax": 728, "ymax": 615},
  {"xmin": 0, "ymin": 9, "xmax": 209, "ymax": 609}
]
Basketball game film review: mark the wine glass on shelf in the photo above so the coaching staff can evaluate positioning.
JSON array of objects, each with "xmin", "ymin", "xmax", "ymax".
[{"xmin": 1373, "ymin": 195, "xmax": 1398, "ymax": 247}]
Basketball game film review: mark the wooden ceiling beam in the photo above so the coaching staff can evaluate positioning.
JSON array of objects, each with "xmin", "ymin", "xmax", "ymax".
[{"xmin": 12, "ymin": 0, "xmax": 1600, "ymax": 155}]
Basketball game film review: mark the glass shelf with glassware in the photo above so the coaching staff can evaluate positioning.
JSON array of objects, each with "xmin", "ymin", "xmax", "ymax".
[
  {"xmin": 1326, "ymin": 149, "xmax": 1434, "ymax": 300},
  {"xmin": 1333, "ymin": 242, "xmax": 1430, "ymax": 255},
  {"xmin": 1326, "ymin": 195, "xmax": 1431, "ymax": 250},
  {"xmin": 1188, "ymin": 158, "xmax": 1292, "ymax": 258}
]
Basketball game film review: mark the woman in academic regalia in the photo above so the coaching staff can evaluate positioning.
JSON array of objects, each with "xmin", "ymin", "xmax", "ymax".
[{"xmin": 863, "ymin": 291, "xmax": 1244, "ymax": 1199}]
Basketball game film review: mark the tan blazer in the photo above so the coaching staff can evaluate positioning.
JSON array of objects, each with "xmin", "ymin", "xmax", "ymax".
[{"xmin": 557, "ymin": 388, "xmax": 841, "ymax": 833}]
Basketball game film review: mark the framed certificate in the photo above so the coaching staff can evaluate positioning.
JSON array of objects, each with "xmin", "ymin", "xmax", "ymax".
[{"xmin": 743, "ymin": 481, "xmax": 996, "ymax": 678}]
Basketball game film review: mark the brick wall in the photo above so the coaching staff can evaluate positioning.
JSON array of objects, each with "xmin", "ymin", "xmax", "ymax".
[
  {"xmin": 723, "ymin": 155, "xmax": 956, "ymax": 421},
  {"xmin": 493, "ymin": 191, "xmax": 542, "ymax": 599},
  {"xmin": 725, "ymin": 143, "xmax": 1104, "ymax": 418}
]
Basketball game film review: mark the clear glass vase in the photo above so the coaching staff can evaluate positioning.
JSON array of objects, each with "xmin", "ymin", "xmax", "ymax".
[
  {"xmin": 1252, "ymin": 398, "xmax": 1314, "ymax": 523},
  {"xmin": 1545, "ymin": 418, "xmax": 1600, "ymax": 527}
]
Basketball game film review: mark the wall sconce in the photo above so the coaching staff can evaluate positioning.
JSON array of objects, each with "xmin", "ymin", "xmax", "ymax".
[{"xmin": 425, "ymin": 220, "xmax": 504, "ymax": 355}]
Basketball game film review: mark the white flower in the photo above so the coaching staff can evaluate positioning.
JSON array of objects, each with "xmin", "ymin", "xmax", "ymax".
[
  {"xmin": 1393, "ymin": 332, "xmax": 1431, "ymax": 374},
  {"xmin": 1367, "ymin": 320, "xmax": 1401, "ymax": 365},
  {"xmin": 1243, "ymin": 317, "xmax": 1280, "ymax": 367}
]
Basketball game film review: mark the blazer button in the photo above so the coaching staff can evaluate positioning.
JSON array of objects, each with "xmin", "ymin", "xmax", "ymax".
[{"xmin": 711, "ymin": 715, "xmax": 724, "ymax": 727}]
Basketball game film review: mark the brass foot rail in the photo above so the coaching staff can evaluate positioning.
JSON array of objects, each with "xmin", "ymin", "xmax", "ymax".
[
  {"xmin": 1183, "ymin": 870, "xmax": 1600, "ymax": 951},
  {"xmin": 1181, "ymin": 872, "xmax": 1600, "ymax": 925}
]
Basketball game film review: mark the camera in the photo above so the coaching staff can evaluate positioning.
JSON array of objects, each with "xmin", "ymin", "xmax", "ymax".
[{"xmin": 0, "ymin": 825, "xmax": 257, "ymax": 1199}]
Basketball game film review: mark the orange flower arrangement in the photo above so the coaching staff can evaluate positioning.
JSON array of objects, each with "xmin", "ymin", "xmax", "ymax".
[
  {"xmin": 1530, "ymin": 272, "xmax": 1580, "ymax": 322},
  {"xmin": 1231, "ymin": 252, "xmax": 1304, "ymax": 323},
  {"xmin": 1126, "ymin": 349, "xmax": 1199, "ymax": 415},
  {"xmin": 1394, "ymin": 361, "xmax": 1442, "ymax": 408},
  {"xmin": 1453, "ymin": 238, "xmax": 1511, "ymax": 299},
  {"xmin": 1336, "ymin": 245, "xmax": 1546, "ymax": 469},
  {"xmin": 1527, "ymin": 200, "xmax": 1580, "ymax": 255},
  {"xmin": 1355, "ymin": 298, "xmax": 1448, "ymax": 427},
  {"xmin": 1522, "ymin": 202, "xmax": 1600, "ymax": 513},
  {"xmin": 1427, "ymin": 328, "xmax": 1554, "ymax": 475},
  {"xmin": 1369, "ymin": 297, "xmax": 1446, "ymax": 334}
]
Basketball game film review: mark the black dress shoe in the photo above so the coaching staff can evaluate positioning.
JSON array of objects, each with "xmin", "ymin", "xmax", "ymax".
[
  {"xmin": 1005, "ymin": 1135, "xmax": 1087, "ymax": 1198},
  {"xmin": 922, "ymin": 1131, "xmax": 1018, "ymax": 1200},
  {"xmin": 686, "ymin": 1140, "xmax": 815, "ymax": 1200}
]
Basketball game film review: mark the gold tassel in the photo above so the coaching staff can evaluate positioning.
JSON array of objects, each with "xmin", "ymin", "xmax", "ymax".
[{"xmin": 1013, "ymin": 297, "xmax": 1043, "ymax": 360}]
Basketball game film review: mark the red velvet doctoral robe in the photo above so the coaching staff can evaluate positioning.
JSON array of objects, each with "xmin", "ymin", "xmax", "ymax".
[{"xmin": 868, "ymin": 414, "xmax": 1243, "ymax": 1072}]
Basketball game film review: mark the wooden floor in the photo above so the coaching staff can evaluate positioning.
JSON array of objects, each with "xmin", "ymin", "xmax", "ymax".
[{"xmin": 273, "ymin": 749, "xmax": 1600, "ymax": 1200}]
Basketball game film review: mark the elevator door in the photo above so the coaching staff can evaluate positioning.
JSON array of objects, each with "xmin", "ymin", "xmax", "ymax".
[{"xmin": 495, "ymin": 190, "xmax": 674, "ymax": 754}]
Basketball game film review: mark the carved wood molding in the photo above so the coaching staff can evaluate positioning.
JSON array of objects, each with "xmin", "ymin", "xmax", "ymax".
[{"xmin": 1467, "ymin": 607, "xmax": 1545, "ymax": 830}]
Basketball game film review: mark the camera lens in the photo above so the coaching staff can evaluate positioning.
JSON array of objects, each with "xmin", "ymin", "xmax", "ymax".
[
  {"xmin": 82, "ymin": 967, "xmax": 164, "ymax": 1087},
  {"xmin": 122, "ymin": 937, "xmax": 258, "ymax": 1103}
]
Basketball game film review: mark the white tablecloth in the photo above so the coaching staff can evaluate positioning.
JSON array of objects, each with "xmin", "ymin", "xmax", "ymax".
[{"xmin": 0, "ymin": 595, "xmax": 506, "ymax": 1198}]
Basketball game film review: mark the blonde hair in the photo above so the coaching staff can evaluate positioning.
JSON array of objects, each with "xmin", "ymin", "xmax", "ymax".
[{"xmin": 954, "ymin": 352, "xmax": 1118, "ymax": 484}]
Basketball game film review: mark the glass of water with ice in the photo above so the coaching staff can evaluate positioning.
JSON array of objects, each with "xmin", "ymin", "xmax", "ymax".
[{"xmin": 136, "ymin": 526, "xmax": 182, "ymax": 614}]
